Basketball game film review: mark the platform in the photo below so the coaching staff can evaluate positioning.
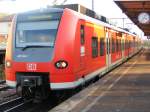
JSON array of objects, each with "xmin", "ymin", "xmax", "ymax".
[{"xmin": 50, "ymin": 48, "xmax": 150, "ymax": 112}]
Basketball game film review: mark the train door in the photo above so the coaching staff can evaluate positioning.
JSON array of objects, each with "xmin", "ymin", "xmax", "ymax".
[
  {"xmin": 80, "ymin": 21, "xmax": 86, "ymax": 70},
  {"xmin": 128, "ymin": 40, "xmax": 130, "ymax": 57},
  {"xmin": 122, "ymin": 34, "xmax": 125, "ymax": 59},
  {"xmin": 106, "ymin": 31, "xmax": 111, "ymax": 69}
]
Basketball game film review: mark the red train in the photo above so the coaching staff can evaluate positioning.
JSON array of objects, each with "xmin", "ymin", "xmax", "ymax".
[{"xmin": 5, "ymin": 4, "xmax": 142, "ymax": 99}]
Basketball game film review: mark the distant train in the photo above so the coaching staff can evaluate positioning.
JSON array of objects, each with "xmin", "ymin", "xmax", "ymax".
[{"xmin": 5, "ymin": 4, "xmax": 142, "ymax": 99}]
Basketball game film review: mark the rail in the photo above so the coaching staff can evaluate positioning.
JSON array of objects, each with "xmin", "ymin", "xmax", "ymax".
[{"xmin": 0, "ymin": 97, "xmax": 23, "ymax": 112}]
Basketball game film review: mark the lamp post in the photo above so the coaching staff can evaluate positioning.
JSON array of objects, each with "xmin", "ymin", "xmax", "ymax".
[
  {"xmin": 92, "ymin": 0, "xmax": 94, "ymax": 11},
  {"xmin": 109, "ymin": 18, "xmax": 128, "ymax": 28}
]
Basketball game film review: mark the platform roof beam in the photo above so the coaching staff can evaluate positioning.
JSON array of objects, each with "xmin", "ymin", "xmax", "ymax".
[{"xmin": 114, "ymin": 0, "xmax": 150, "ymax": 36}]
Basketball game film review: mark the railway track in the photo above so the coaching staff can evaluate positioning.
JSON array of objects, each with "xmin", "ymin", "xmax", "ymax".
[
  {"xmin": 0, "ymin": 97, "xmax": 22, "ymax": 111},
  {"xmin": 0, "ymin": 83, "xmax": 9, "ymax": 91},
  {"xmin": 0, "ymin": 97, "xmax": 33, "ymax": 112},
  {"xmin": 0, "ymin": 81, "xmax": 19, "ymax": 105},
  {"xmin": 0, "ymin": 80, "xmax": 6, "ymax": 84}
]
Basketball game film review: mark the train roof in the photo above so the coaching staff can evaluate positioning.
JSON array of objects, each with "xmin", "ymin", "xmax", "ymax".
[
  {"xmin": 50, "ymin": 4, "xmax": 109, "ymax": 23},
  {"xmin": 50, "ymin": 4, "xmax": 137, "ymax": 37},
  {"xmin": 60, "ymin": 8, "xmax": 136, "ymax": 37}
]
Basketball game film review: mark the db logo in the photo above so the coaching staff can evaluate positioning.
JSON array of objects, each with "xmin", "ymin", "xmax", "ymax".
[{"xmin": 27, "ymin": 63, "xmax": 37, "ymax": 71}]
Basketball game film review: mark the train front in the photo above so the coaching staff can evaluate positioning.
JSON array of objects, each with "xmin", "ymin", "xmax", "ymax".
[{"xmin": 5, "ymin": 9, "xmax": 64, "ymax": 99}]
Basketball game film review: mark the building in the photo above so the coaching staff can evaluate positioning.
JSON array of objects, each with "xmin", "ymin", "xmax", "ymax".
[{"xmin": 0, "ymin": 14, "xmax": 13, "ymax": 50}]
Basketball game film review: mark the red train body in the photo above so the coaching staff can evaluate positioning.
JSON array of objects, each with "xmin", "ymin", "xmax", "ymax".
[{"xmin": 5, "ymin": 5, "xmax": 142, "ymax": 98}]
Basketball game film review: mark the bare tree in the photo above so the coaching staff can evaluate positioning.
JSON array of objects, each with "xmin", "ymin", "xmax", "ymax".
[
  {"xmin": 52, "ymin": 0, "xmax": 58, "ymax": 5},
  {"xmin": 61, "ymin": 0, "xmax": 68, "ymax": 5},
  {"xmin": 52, "ymin": 0, "xmax": 68, "ymax": 5}
]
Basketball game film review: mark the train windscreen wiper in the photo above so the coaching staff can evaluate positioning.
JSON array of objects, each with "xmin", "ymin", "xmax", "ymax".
[{"xmin": 21, "ymin": 45, "xmax": 51, "ymax": 51}]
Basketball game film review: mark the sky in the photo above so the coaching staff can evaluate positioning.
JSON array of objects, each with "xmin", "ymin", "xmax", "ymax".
[
  {"xmin": 0, "ymin": 0, "xmax": 125, "ymax": 18},
  {"xmin": 0, "ymin": 0, "xmax": 145, "ymax": 39}
]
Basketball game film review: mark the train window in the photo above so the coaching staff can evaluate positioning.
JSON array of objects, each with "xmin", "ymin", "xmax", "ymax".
[
  {"xmin": 92, "ymin": 37, "xmax": 98, "ymax": 58},
  {"xmin": 112, "ymin": 38, "xmax": 115, "ymax": 53},
  {"xmin": 116, "ymin": 39, "xmax": 118, "ymax": 52},
  {"xmin": 80, "ymin": 25, "xmax": 85, "ymax": 45},
  {"xmin": 129, "ymin": 41, "xmax": 131, "ymax": 48},
  {"xmin": 125, "ymin": 41, "xmax": 126, "ymax": 49},
  {"xmin": 119, "ymin": 39, "xmax": 121, "ymax": 51},
  {"xmin": 118, "ymin": 40, "xmax": 119, "ymax": 52},
  {"xmin": 127, "ymin": 41, "xmax": 129, "ymax": 49},
  {"xmin": 117, "ymin": 39, "xmax": 121, "ymax": 52},
  {"xmin": 122, "ymin": 41, "xmax": 124, "ymax": 51},
  {"xmin": 128, "ymin": 41, "xmax": 130, "ymax": 48},
  {"xmin": 116, "ymin": 32, "xmax": 122, "ymax": 37},
  {"xmin": 125, "ymin": 40, "xmax": 128, "ymax": 49},
  {"xmin": 16, "ymin": 20, "xmax": 59, "ymax": 47},
  {"xmin": 100, "ymin": 38, "xmax": 105, "ymax": 56}
]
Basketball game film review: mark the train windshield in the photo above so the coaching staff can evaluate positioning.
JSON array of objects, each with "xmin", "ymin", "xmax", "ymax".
[{"xmin": 16, "ymin": 12, "xmax": 62, "ymax": 48}]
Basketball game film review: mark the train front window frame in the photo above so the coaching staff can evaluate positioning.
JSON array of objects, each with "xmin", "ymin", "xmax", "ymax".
[{"xmin": 16, "ymin": 20, "xmax": 59, "ymax": 48}]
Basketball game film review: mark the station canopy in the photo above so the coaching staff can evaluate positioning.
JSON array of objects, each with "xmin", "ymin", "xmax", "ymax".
[{"xmin": 114, "ymin": 0, "xmax": 150, "ymax": 36}]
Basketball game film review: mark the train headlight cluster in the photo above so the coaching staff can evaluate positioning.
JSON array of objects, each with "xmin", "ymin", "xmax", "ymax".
[
  {"xmin": 5, "ymin": 61, "xmax": 12, "ymax": 68},
  {"xmin": 55, "ymin": 60, "xmax": 68, "ymax": 69}
]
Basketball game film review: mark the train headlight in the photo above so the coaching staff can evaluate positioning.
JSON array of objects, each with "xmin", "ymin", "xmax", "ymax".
[
  {"xmin": 5, "ymin": 61, "xmax": 12, "ymax": 68},
  {"xmin": 55, "ymin": 60, "xmax": 68, "ymax": 69}
]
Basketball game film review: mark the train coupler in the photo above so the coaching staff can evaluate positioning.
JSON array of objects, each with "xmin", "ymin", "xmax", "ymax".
[
  {"xmin": 16, "ymin": 75, "xmax": 49, "ymax": 101},
  {"xmin": 20, "ymin": 76, "xmax": 42, "ymax": 87}
]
